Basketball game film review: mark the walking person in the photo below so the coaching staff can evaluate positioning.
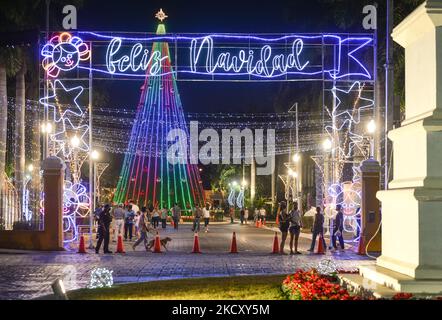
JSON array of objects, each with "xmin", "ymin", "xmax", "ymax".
[
  {"xmin": 332, "ymin": 204, "xmax": 345, "ymax": 250},
  {"xmin": 244, "ymin": 207, "xmax": 249, "ymax": 224},
  {"xmin": 112, "ymin": 203, "xmax": 126, "ymax": 242},
  {"xmin": 278, "ymin": 201, "xmax": 290, "ymax": 255},
  {"xmin": 289, "ymin": 202, "xmax": 303, "ymax": 255},
  {"xmin": 192, "ymin": 205, "xmax": 202, "ymax": 232},
  {"xmin": 161, "ymin": 206, "xmax": 168, "ymax": 229},
  {"xmin": 203, "ymin": 204, "xmax": 211, "ymax": 232},
  {"xmin": 124, "ymin": 205, "xmax": 135, "ymax": 241},
  {"xmin": 172, "ymin": 203, "xmax": 181, "ymax": 229},
  {"xmin": 95, "ymin": 204, "xmax": 113, "ymax": 254},
  {"xmin": 134, "ymin": 211, "xmax": 140, "ymax": 240},
  {"xmin": 132, "ymin": 207, "xmax": 149, "ymax": 251},
  {"xmin": 229, "ymin": 207, "xmax": 235, "ymax": 224},
  {"xmin": 260, "ymin": 207, "xmax": 267, "ymax": 224},
  {"xmin": 240, "ymin": 208, "xmax": 245, "ymax": 224},
  {"xmin": 308, "ymin": 207, "xmax": 327, "ymax": 252}
]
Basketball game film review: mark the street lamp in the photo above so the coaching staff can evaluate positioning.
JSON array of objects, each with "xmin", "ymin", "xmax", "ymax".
[
  {"xmin": 292, "ymin": 153, "xmax": 300, "ymax": 162},
  {"xmin": 367, "ymin": 119, "xmax": 376, "ymax": 158},
  {"xmin": 91, "ymin": 149, "xmax": 100, "ymax": 161},
  {"xmin": 70, "ymin": 135, "xmax": 80, "ymax": 148},
  {"xmin": 322, "ymin": 138, "xmax": 332, "ymax": 151},
  {"xmin": 241, "ymin": 179, "xmax": 247, "ymax": 187},
  {"xmin": 232, "ymin": 180, "xmax": 238, "ymax": 187},
  {"xmin": 89, "ymin": 149, "xmax": 100, "ymax": 248},
  {"xmin": 27, "ymin": 164, "xmax": 34, "ymax": 173},
  {"xmin": 288, "ymin": 169, "xmax": 297, "ymax": 178}
]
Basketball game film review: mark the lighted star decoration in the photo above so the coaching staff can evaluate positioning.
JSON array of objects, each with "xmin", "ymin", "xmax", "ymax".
[
  {"xmin": 51, "ymin": 117, "xmax": 90, "ymax": 158},
  {"xmin": 325, "ymin": 81, "xmax": 374, "ymax": 160},
  {"xmin": 41, "ymin": 32, "xmax": 90, "ymax": 78},
  {"xmin": 155, "ymin": 8, "xmax": 168, "ymax": 22},
  {"xmin": 39, "ymin": 79, "xmax": 85, "ymax": 122}
]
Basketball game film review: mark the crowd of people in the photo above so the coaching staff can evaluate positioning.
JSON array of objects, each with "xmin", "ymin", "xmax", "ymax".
[
  {"xmin": 277, "ymin": 201, "xmax": 346, "ymax": 255},
  {"xmin": 92, "ymin": 199, "xmax": 346, "ymax": 255},
  {"xmin": 93, "ymin": 201, "xmax": 215, "ymax": 253}
]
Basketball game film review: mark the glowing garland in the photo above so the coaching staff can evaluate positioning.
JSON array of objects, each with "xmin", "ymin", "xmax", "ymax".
[{"xmin": 72, "ymin": 31, "xmax": 373, "ymax": 81}]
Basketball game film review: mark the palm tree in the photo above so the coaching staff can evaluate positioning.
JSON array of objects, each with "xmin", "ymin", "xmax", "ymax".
[
  {"xmin": 0, "ymin": 63, "xmax": 7, "ymax": 191},
  {"xmin": 14, "ymin": 58, "xmax": 26, "ymax": 212}
]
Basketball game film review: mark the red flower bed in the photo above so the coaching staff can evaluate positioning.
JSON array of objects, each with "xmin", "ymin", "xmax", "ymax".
[{"xmin": 282, "ymin": 269, "xmax": 358, "ymax": 300}]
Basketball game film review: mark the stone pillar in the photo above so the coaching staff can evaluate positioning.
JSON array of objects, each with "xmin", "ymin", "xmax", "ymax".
[
  {"xmin": 42, "ymin": 156, "xmax": 65, "ymax": 250},
  {"xmin": 358, "ymin": 159, "xmax": 381, "ymax": 252},
  {"xmin": 360, "ymin": 0, "xmax": 442, "ymax": 293}
]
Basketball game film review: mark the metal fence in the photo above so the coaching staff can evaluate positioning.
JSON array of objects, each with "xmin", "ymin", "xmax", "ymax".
[{"xmin": 0, "ymin": 173, "xmax": 43, "ymax": 231}]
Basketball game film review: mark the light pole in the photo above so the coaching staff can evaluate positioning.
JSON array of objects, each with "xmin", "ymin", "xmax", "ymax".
[
  {"xmin": 367, "ymin": 119, "xmax": 377, "ymax": 159},
  {"xmin": 89, "ymin": 149, "xmax": 100, "ymax": 248}
]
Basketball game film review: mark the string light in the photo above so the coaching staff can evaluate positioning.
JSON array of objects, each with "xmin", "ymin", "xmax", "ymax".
[
  {"xmin": 72, "ymin": 31, "xmax": 373, "ymax": 80},
  {"xmin": 87, "ymin": 268, "xmax": 113, "ymax": 289}
]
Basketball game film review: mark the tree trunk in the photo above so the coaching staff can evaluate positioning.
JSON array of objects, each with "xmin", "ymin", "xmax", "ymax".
[
  {"xmin": 0, "ymin": 65, "xmax": 7, "ymax": 191},
  {"xmin": 15, "ymin": 65, "xmax": 26, "ymax": 217},
  {"xmin": 30, "ymin": 96, "xmax": 41, "ymax": 223}
]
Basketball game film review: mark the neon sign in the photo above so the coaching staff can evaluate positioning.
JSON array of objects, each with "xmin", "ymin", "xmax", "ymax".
[{"xmin": 42, "ymin": 32, "xmax": 374, "ymax": 81}]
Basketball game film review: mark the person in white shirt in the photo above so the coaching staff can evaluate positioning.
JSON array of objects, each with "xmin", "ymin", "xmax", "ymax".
[
  {"xmin": 289, "ymin": 202, "xmax": 303, "ymax": 255},
  {"xmin": 259, "ymin": 207, "xmax": 266, "ymax": 223},
  {"xmin": 202, "ymin": 204, "xmax": 211, "ymax": 232},
  {"xmin": 244, "ymin": 207, "xmax": 249, "ymax": 224},
  {"xmin": 152, "ymin": 205, "xmax": 160, "ymax": 229},
  {"xmin": 112, "ymin": 203, "xmax": 127, "ymax": 242}
]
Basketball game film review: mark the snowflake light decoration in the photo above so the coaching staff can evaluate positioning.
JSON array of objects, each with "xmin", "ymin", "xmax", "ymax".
[
  {"xmin": 317, "ymin": 259, "xmax": 338, "ymax": 276},
  {"xmin": 41, "ymin": 32, "xmax": 90, "ymax": 78},
  {"xmin": 87, "ymin": 268, "xmax": 113, "ymax": 289}
]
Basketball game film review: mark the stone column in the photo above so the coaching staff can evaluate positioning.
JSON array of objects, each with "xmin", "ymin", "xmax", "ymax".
[
  {"xmin": 42, "ymin": 156, "xmax": 65, "ymax": 250},
  {"xmin": 360, "ymin": 0, "xmax": 442, "ymax": 293},
  {"xmin": 358, "ymin": 159, "xmax": 381, "ymax": 252}
]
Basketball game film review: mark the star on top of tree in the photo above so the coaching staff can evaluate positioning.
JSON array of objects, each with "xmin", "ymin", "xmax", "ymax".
[{"xmin": 155, "ymin": 8, "xmax": 168, "ymax": 22}]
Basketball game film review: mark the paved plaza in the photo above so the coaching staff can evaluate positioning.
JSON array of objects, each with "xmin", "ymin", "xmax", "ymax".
[{"xmin": 0, "ymin": 222, "xmax": 374, "ymax": 300}]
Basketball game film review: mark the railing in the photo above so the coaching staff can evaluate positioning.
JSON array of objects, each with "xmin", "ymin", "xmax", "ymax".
[
  {"xmin": 0, "ymin": 173, "xmax": 43, "ymax": 231},
  {"xmin": 0, "ymin": 174, "xmax": 20, "ymax": 230}
]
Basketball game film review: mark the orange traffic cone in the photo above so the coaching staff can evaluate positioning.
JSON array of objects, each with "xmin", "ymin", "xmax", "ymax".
[
  {"xmin": 316, "ymin": 235, "xmax": 325, "ymax": 254},
  {"xmin": 255, "ymin": 219, "xmax": 259, "ymax": 227},
  {"xmin": 116, "ymin": 234, "xmax": 125, "ymax": 253},
  {"xmin": 271, "ymin": 232, "xmax": 280, "ymax": 254},
  {"xmin": 258, "ymin": 219, "xmax": 262, "ymax": 228},
  {"xmin": 357, "ymin": 236, "xmax": 366, "ymax": 255},
  {"xmin": 275, "ymin": 214, "xmax": 279, "ymax": 225},
  {"xmin": 77, "ymin": 234, "xmax": 86, "ymax": 253},
  {"xmin": 153, "ymin": 231, "xmax": 162, "ymax": 253},
  {"xmin": 192, "ymin": 232, "xmax": 202, "ymax": 253},
  {"xmin": 230, "ymin": 232, "xmax": 238, "ymax": 253}
]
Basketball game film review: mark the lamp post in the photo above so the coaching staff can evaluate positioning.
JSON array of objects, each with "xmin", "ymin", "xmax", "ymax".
[
  {"xmin": 89, "ymin": 149, "xmax": 100, "ymax": 248},
  {"xmin": 367, "ymin": 119, "xmax": 376, "ymax": 159}
]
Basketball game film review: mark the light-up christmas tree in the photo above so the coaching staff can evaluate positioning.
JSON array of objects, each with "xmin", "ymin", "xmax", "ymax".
[{"xmin": 113, "ymin": 10, "xmax": 205, "ymax": 211}]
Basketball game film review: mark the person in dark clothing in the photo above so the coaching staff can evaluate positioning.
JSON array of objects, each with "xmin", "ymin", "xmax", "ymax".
[
  {"xmin": 308, "ymin": 206, "xmax": 327, "ymax": 252},
  {"xmin": 332, "ymin": 204, "xmax": 345, "ymax": 250},
  {"xmin": 278, "ymin": 201, "xmax": 290, "ymax": 255},
  {"xmin": 124, "ymin": 205, "xmax": 135, "ymax": 241},
  {"xmin": 96, "ymin": 204, "xmax": 113, "ymax": 254},
  {"xmin": 240, "ymin": 208, "xmax": 245, "ymax": 224}
]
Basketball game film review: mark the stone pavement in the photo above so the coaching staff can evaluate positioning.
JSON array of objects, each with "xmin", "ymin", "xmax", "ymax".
[{"xmin": 0, "ymin": 222, "xmax": 374, "ymax": 300}]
